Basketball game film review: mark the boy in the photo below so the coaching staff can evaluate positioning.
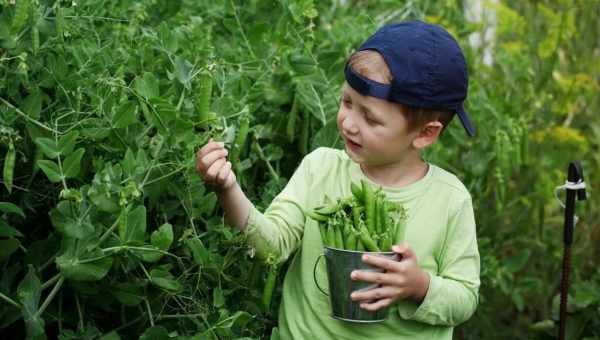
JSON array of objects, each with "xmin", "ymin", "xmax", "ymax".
[{"xmin": 196, "ymin": 20, "xmax": 480, "ymax": 340}]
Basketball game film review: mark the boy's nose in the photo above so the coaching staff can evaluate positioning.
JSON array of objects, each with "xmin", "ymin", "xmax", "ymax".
[{"xmin": 342, "ymin": 116, "xmax": 359, "ymax": 134}]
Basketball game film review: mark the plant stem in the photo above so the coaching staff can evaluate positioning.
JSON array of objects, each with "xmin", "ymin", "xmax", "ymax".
[
  {"xmin": 75, "ymin": 293, "xmax": 84, "ymax": 332},
  {"xmin": 0, "ymin": 96, "xmax": 59, "ymax": 133},
  {"xmin": 0, "ymin": 291, "xmax": 20, "ymax": 308},
  {"xmin": 41, "ymin": 273, "xmax": 61, "ymax": 290},
  {"xmin": 145, "ymin": 298, "xmax": 154, "ymax": 327},
  {"xmin": 94, "ymin": 217, "xmax": 120, "ymax": 250},
  {"xmin": 252, "ymin": 139, "xmax": 279, "ymax": 181},
  {"xmin": 35, "ymin": 275, "xmax": 64, "ymax": 318}
]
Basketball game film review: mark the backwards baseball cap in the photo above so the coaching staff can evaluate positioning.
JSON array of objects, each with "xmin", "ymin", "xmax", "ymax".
[{"xmin": 344, "ymin": 20, "xmax": 475, "ymax": 136}]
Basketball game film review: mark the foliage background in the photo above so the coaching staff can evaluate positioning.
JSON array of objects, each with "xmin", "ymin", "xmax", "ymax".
[{"xmin": 0, "ymin": 0, "xmax": 598, "ymax": 339}]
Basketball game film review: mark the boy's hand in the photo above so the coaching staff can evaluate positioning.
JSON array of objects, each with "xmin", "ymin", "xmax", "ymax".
[
  {"xmin": 196, "ymin": 138, "xmax": 237, "ymax": 192},
  {"xmin": 350, "ymin": 243, "xmax": 430, "ymax": 312}
]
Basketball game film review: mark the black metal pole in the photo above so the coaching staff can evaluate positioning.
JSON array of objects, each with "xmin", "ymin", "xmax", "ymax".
[{"xmin": 558, "ymin": 161, "xmax": 586, "ymax": 340}]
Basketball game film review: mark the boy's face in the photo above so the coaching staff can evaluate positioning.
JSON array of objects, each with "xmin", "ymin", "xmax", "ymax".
[{"xmin": 336, "ymin": 82, "xmax": 421, "ymax": 166}]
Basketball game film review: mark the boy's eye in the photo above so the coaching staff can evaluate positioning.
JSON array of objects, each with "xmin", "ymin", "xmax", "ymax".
[{"xmin": 364, "ymin": 114, "xmax": 378, "ymax": 124}]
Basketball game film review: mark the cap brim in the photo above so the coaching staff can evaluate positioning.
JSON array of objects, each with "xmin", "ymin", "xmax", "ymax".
[{"xmin": 457, "ymin": 104, "xmax": 475, "ymax": 137}]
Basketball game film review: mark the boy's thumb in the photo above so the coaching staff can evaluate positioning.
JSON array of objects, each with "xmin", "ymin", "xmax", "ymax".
[{"xmin": 392, "ymin": 243, "xmax": 415, "ymax": 260}]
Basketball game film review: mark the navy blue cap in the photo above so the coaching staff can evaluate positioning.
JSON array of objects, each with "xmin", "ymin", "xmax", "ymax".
[{"xmin": 344, "ymin": 20, "xmax": 475, "ymax": 136}]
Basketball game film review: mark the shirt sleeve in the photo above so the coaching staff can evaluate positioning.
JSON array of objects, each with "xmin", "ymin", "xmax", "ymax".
[
  {"xmin": 243, "ymin": 151, "xmax": 314, "ymax": 264},
  {"xmin": 396, "ymin": 197, "xmax": 480, "ymax": 326}
]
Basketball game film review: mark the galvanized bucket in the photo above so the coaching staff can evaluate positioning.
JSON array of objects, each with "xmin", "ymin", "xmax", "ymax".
[{"xmin": 313, "ymin": 246, "xmax": 397, "ymax": 323}]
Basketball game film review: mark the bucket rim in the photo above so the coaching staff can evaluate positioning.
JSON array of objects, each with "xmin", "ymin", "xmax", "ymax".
[{"xmin": 323, "ymin": 246, "xmax": 395, "ymax": 256}]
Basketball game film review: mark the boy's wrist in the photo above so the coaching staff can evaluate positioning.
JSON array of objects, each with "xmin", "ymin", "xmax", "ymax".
[{"xmin": 412, "ymin": 270, "xmax": 430, "ymax": 305}]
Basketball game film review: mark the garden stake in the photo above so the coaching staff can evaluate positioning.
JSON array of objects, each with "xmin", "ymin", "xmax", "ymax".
[{"xmin": 557, "ymin": 161, "xmax": 586, "ymax": 340}]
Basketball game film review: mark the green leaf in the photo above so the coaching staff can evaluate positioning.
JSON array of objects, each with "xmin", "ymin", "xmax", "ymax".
[
  {"xmin": 139, "ymin": 326, "xmax": 169, "ymax": 340},
  {"xmin": 34, "ymin": 137, "xmax": 60, "ymax": 158},
  {"xmin": 110, "ymin": 282, "xmax": 144, "ymax": 306},
  {"xmin": 141, "ymin": 223, "xmax": 173, "ymax": 262},
  {"xmin": 151, "ymin": 223, "xmax": 173, "ymax": 250},
  {"xmin": 121, "ymin": 148, "xmax": 136, "ymax": 176},
  {"xmin": 0, "ymin": 219, "xmax": 23, "ymax": 238},
  {"xmin": 17, "ymin": 266, "xmax": 45, "ymax": 338},
  {"xmin": 0, "ymin": 238, "xmax": 20, "ymax": 261},
  {"xmin": 56, "ymin": 254, "xmax": 113, "ymax": 282},
  {"xmin": 21, "ymin": 91, "xmax": 42, "ymax": 119},
  {"xmin": 148, "ymin": 97, "xmax": 177, "ymax": 124},
  {"xmin": 505, "ymin": 249, "xmax": 531, "ymax": 273},
  {"xmin": 0, "ymin": 201, "xmax": 25, "ymax": 217},
  {"xmin": 113, "ymin": 101, "xmax": 138, "ymax": 128},
  {"xmin": 119, "ymin": 205, "xmax": 146, "ymax": 245},
  {"xmin": 134, "ymin": 72, "xmax": 159, "ymax": 99},
  {"xmin": 149, "ymin": 268, "xmax": 181, "ymax": 292},
  {"xmin": 49, "ymin": 201, "xmax": 95, "ymax": 239},
  {"xmin": 213, "ymin": 286, "xmax": 225, "ymax": 308},
  {"xmin": 99, "ymin": 331, "xmax": 122, "ymax": 340},
  {"xmin": 58, "ymin": 131, "xmax": 79, "ymax": 156},
  {"xmin": 63, "ymin": 148, "xmax": 85, "ymax": 178},
  {"xmin": 171, "ymin": 56, "xmax": 193, "ymax": 89},
  {"xmin": 185, "ymin": 238, "xmax": 209, "ymax": 266},
  {"xmin": 214, "ymin": 310, "xmax": 252, "ymax": 330},
  {"xmin": 37, "ymin": 159, "xmax": 63, "ymax": 183}
]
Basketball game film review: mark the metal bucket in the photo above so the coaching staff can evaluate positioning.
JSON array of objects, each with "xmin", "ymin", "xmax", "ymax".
[{"xmin": 313, "ymin": 246, "xmax": 397, "ymax": 323}]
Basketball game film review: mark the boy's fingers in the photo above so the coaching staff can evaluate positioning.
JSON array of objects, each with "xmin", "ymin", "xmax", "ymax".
[
  {"xmin": 350, "ymin": 286, "xmax": 399, "ymax": 303},
  {"xmin": 223, "ymin": 171, "xmax": 237, "ymax": 189},
  {"xmin": 198, "ymin": 149, "xmax": 228, "ymax": 172},
  {"xmin": 350, "ymin": 270, "xmax": 397, "ymax": 285},
  {"xmin": 205, "ymin": 158, "xmax": 227, "ymax": 181},
  {"xmin": 392, "ymin": 243, "xmax": 415, "ymax": 260},
  {"xmin": 359, "ymin": 297, "xmax": 395, "ymax": 312},
  {"xmin": 198, "ymin": 140, "xmax": 225, "ymax": 159},
  {"xmin": 216, "ymin": 161, "xmax": 232, "ymax": 184},
  {"xmin": 360, "ymin": 254, "xmax": 401, "ymax": 272}
]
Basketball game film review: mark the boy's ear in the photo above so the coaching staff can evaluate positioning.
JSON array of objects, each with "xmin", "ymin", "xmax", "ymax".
[{"xmin": 412, "ymin": 121, "xmax": 443, "ymax": 149}]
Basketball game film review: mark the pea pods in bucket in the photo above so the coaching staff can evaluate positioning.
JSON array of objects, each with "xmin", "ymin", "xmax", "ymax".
[{"xmin": 309, "ymin": 180, "xmax": 407, "ymax": 323}]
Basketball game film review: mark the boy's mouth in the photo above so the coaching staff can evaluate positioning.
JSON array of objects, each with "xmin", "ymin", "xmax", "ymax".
[{"xmin": 345, "ymin": 137, "xmax": 362, "ymax": 149}]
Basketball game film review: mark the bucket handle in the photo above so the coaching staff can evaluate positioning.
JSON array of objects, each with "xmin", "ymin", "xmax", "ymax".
[{"xmin": 313, "ymin": 254, "xmax": 328, "ymax": 296}]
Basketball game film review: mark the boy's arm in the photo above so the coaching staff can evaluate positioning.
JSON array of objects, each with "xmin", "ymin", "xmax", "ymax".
[
  {"xmin": 216, "ymin": 182, "xmax": 252, "ymax": 231},
  {"xmin": 197, "ymin": 140, "xmax": 315, "ymax": 263},
  {"xmin": 396, "ymin": 198, "xmax": 480, "ymax": 326}
]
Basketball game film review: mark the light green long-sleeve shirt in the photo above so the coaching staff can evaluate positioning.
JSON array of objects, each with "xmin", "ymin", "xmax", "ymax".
[{"xmin": 244, "ymin": 147, "xmax": 480, "ymax": 339}]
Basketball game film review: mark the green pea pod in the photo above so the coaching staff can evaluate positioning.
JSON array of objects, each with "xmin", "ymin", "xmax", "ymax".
[
  {"xmin": 12, "ymin": 0, "xmax": 30, "ymax": 32},
  {"xmin": 231, "ymin": 116, "xmax": 250, "ymax": 172},
  {"xmin": 350, "ymin": 181, "xmax": 363, "ymax": 204},
  {"xmin": 326, "ymin": 223, "xmax": 335, "ymax": 248},
  {"xmin": 352, "ymin": 205, "xmax": 363, "ymax": 229},
  {"xmin": 314, "ymin": 203, "xmax": 338, "ymax": 215},
  {"xmin": 262, "ymin": 266, "xmax": 278, "ymax": 313},
  {"xmin": 381, "ymin": 234, "xmax": 392, "ymax": 251},
  {"xmin": 373, "ymin": 194, "xmax": 380, "ymax": 236},
  {"xmin": 286, "ymin": 95, "xmax": 299, "ymax": 143},
  {"xmin": 358, "ymin": 224, "xmax": 379, "ymax": 252},
  {"xmin": 3, "ymin": 141, "xmax": 15, "ymax": 193},
  {"xmin": 334, "ymin": 226, "xmax": 344, "ymax": 249},
  {"xmin": 377, "ymin": 194, "xmax": 387, "ymax": 236},
  {"xmin": 197, "ymin": 71, "xmax": 213, "ymax": 125},
  {"xmin": 356, "ymin": 239, "xmax": 365, "ymax": 251},
  {"xmin": 345, "ymin": 229, "xmax": 357, "ymax": 251},
  {"xmin": 298, "ymin": 110, "xmax": 309, "ymax": 155},
  {"xmin": 362, "ymin": 180, "xmax": 376, "ymax": 234},
  {"xmin": 306, "ymin": 210, "xmax": 328, "ymax": 222}
]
